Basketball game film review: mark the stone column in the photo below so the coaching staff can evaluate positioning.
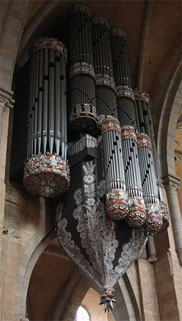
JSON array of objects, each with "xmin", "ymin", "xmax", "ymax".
[
  {"xmin": 147, "ymin": 236, "xmax": 157, "ymax": 262},
  {"xmin": 0, "ymin": 87, "xmax": 14, "ymax": 270},
  {"xmin": 164, "ymin": 174, "xmax": 182, "ymax": 266}
]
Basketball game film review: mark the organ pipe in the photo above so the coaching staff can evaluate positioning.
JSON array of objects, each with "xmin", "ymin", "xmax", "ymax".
[
  {"xmin": 100, "ymin": 116, "xmax": 128, "ymax": 220},
  {"xmin": 92, "ymin": 17, "xmax": 117, "ymax": 117},
  {"xmin": 111, "ymin": 29, "xmax": 138, "ymax": 128},
  {"xmin": 135, "ymin": 90, "xmax": 169, "ymax": 228},
  {"xmin": 69, "ymin": 5, "xmax": 97, "ymax": 131},
  {"xmin": 137, "ymin": 134, "xmax": 163, "ymax": 233},
  {"xmin": 121, "ymin": 126, "xmax": 146, "ymax": 227},
  {"xmin": 23, "ymin": 37, "xmax": 70, "ymax": 197}
]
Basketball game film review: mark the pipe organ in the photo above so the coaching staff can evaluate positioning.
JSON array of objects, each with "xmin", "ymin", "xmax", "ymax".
[
  {"xmin": 23, "ymin": 38, "xmax": 70, "ymax": 197},
  {"xmin": 23, "ymin": 5, "xmax": 168, "ymax": 235}
]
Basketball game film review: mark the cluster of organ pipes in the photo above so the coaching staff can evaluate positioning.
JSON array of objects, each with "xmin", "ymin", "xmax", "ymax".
[
  {"xmin": 23, "ymin": 38, "xmax": 70, "ymax": 197},
  {"xmin": 23, "ymin": 4, "xmax": 168, "ymax": 234}
]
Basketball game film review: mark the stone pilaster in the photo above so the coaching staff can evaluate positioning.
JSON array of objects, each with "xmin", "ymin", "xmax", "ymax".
[
  {"xmin": 0, "ymin": 87, "xmax": 14, "ymax": 303},
  {"xmin": 147, "ymin": 236, "xmax": 157, "ymax": 262},
  {"xmin": 163, "ymin": 174, "xmax": 182, "ymax": 266}
]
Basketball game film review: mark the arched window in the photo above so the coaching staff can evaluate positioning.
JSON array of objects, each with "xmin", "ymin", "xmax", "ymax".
[{"xmin": 76, "ymin": 306, "xmax": 90, "ymax": 321}]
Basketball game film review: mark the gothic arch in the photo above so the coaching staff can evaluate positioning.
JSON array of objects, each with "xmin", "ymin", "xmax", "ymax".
[
  {"xmin": 158, "ymin": 60, "xmax": 182, "ymax": 178},
  {"xmin": 15, "ymin": 226, "xmax": 55, "ymax": 320},
  {"xmin": 157, "ymin": 60, "xmax": 182, "ymax": 266},
  {"xmin": 53, "ymin": 272, "xmax": 141, "ymax": 321}
]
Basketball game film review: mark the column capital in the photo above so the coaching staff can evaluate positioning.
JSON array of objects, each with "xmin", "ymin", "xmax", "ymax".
[
  {"xmin": 0, "ymin": 87, "xmax": 14, "ymax": 109},
  {"xmin": 162, "ymin": 174, "xmax": 180, "ymax": 191}
]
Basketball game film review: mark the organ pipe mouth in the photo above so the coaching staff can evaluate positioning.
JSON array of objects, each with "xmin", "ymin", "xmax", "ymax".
[{"xmin": 31, "ymin": 37, "xmax": 67, "ymax": 59}]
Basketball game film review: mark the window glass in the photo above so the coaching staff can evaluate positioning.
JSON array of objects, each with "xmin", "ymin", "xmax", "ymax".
[{"xmin": 76, "ymin": 306, "xmax": 90, "ymax": 321}]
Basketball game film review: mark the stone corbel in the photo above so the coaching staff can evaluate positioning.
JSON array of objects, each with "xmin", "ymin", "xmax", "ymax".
[
  {"xmin": 0, "ymin": 87, "xmax": 14, "ymax": 149},
  {"xmin": 163, "ymin": 173, "xmax": 182, "ymax": 267},
  {"xmin": 163, "ymin": 173, "xmax": 180, "ymax": 191},
  {"xmin": 0, "ymin": 87, "xmax": 14, "ymax": 110}
]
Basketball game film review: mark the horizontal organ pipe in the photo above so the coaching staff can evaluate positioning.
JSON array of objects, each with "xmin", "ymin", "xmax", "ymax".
[
  {"xmin": 23, "ymin": 37, "xmax": 70, "ymax": 197},
  {"xmin": 100, "ymin": 116, "xmax": 128, "ymax": 220},
  {"xmin": 111, "ymin": 29, "xmax": 137, "ymax": 128},
  {"xmin": 137, "ymin": 134, "xmax": 163, "ymax": 233},
  {"xmin": 121, "ymin": 126, "xmax": 146, "ymax": 227},
  {"xmin": 69, "ymin": 5, "xmax": 97, "ymax": 131}
]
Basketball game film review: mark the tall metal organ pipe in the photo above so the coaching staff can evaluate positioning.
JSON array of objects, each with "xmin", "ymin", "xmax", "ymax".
[
  {"xmin": 135, "ymin": 90, "xmax": 169, "ymax": 228},
  {"xmin": 69, "ymin": 5, "xmax": 97, "ymax": 131},
  {"xmin": 120, "ymin": 126, "xmax": 146, "ymax": 227},
  {"xmin": 137, "ymin": 134, "xmax": 163, "ymax": 233},
  {"xmin": 23, "ymin": 37, "xmax": 70, "ymax": 197},
  {"xmin": 111, "ymin": 29, "xmax": 138, "ymax": 128},
  {"xmin": 100, "ymin": 116, "xmax": 128, "ymax": 220},
  {"xmin": 92, "ymin": 17, "xmax": 117, "ymax": 117}
]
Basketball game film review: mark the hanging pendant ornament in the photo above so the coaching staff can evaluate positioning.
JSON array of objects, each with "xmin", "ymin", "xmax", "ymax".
[
  {"xmin": 100, "ymin": 289, "xmax": 116, "ymax": 312},
  {"xmin": 23, "ymin": 37, "xmax": 70, "ymax": 197}
]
